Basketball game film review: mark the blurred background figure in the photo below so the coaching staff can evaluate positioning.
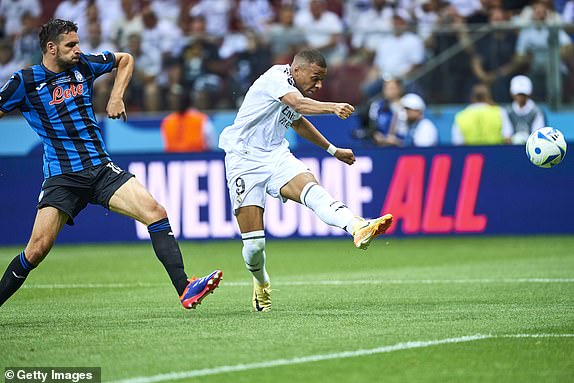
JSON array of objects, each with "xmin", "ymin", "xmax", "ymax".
[
  {"xmin": 354, "ymin": 78, "xmax": 404, "ymax": 144},
  {"xmin": 506, "ymin": 75, "xmax": 546, "ymax": 144},
  {"xmin": 469, "ymin": 6, "xmax": 519, "ymax": 104},
  {"xmin": 393, "ymin": 93, "xmax": 439, "ymax": 147},
  {"xmin": 160, "ymin": 95, "xmax": 216, "ymax": 152},
  {"xmin": 12, "ymin": 11, "xmax": 41, "ymax": 66},
  {"xmin": 266, "ymin": 4, "xmax": 305, "ymax": 64},
  {"xmin": 451, "ymin": 84, "xmax": 513, "ymax": 145},
  {"xmin": 512, "ymin": 0, "xmax": 574, "ymax": 101},
  {"xmin": 294, "ymin": 0, "xmax": 347, "ymax": 67},
  {"xmin": 0, "ymin": 39, "xmax": 22, "ymax": 84},
  {"xmin": 125, "ymin": 33, "xmax": 161, "ymax": 112},
  {"xmin": 363, "ymin": 11, "xmax": 425, "ymax": 99},
  {"xmin": 0, "ymin": 0, "xmax": 41, "ymax": 38}
]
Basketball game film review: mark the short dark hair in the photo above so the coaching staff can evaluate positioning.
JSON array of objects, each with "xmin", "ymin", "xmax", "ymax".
[
  {"xmin": 39, "ymin": 19, "xmax": 78, "ymax": 53},
  {"xmin": 294, "ymin": 49, "xmax": 327, "ymax": 68}
]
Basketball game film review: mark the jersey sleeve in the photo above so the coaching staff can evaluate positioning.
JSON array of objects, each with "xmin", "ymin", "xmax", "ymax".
[
  {"xmin": 268, "ymin": 67, "xmax": 300, "ymax": 102},
  {"xmin": 82, "ymin": 51, "xmax": 116, "ymax": 78},
  {"xmin": 0, "ymin": 72, "xmax": 26, "ymax": 113}
]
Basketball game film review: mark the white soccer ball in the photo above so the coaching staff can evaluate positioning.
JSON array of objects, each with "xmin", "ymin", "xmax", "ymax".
[{"xmin": 526, "ymin": 127, "xmax": 567, "ymax": 168}]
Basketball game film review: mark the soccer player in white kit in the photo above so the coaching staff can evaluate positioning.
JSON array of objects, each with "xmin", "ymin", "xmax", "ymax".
[{"xmin": 219, "ymin": 49, "xmax": 393, "ymax": 311}]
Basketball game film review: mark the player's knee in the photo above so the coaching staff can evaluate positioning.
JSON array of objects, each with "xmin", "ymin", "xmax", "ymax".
[
  {"xmin": 148, "ymin": 201, "xmax": 168, "ymax": 223},
  {"xmin": 242, "ymin": 237, "xmax": 266, "ymax": 270},
  {"xmin": 25, "ymin": 237, "xmax": 53, "ymax": 265}
]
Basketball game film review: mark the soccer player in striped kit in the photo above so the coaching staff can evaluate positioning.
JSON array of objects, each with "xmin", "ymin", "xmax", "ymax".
[{"xmin": 0, "ymin": 19, "xmax": 222, "ymax": 309}]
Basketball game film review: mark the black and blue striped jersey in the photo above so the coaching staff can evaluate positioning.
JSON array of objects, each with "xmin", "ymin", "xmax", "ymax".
[{"xmin": 0, "ymin": 51, "xmax": 116, "ymax": 178}]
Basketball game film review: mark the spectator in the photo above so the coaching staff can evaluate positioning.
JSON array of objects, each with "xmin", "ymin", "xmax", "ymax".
[
  {"xmin": 266, "ymin": 4, "xmax": 305, "ymax": 64},
  {"xmin": 190, "ymin": 0, "xmax": 232, "ymax": 37},
  {"xmin": 354, "ymin": 78, "xmax": 403, "ymax": 144},
  {"xmin": 0, "ymin": 0, "xmax": 40, "ymax": 38},
  {"xmin": 226, "ymin": 30, "xmax": 272, "ymax": 107},
  {"xmin": 160, "ymin": 95, "xmax": 216, "ymax": 152},
  {"xmin": 0, "ymin": 39, "xmax": 23, "ymax": 85},
  {"xmin": 179, "ymin": 40, "xmax": 224, "ymax": 110},
  {"xmin": 413, "ymin": 0, "xmax": 442, "ymax": 43},
  {"xmin": 82, "ymin": 22, "xmax": 118, "ymax": 113},
  {"xmin": 349, "ymin": 0, "xmax": 394, "ymax": 55},
  {"xmin": 54, "ymin": 0, "xmax": 88, "ymax": 40},
  {"xmin": 470, "ymin": 6, "xmax": 518, "ymax": 103},
  {"xmin": 511, "ymin": 0, "xmax": 574, "ymax": 101},
  {"xmin": 506, "ymin": 75, "xmax": 546, "ymax": 144},
  {"xmin": 294, "ymin": 0, "xmax": 347, "ymax": 66},
  {"xmin": 110, "ymin": 0, "xmax": 143, "ymax": 52},
  {"xmin": 451, "ymin": 84, "xmax": 513, "ymax": 145},
  {"xmin": 238, "ymin": 0, "xmax": 275, "ymax": 34},
  {"xmin": 363, "ymin": 11, "xmax": 425, "ymax": 97},
  {"xmin": 12, "ymin": 12, "xmax": 41, "ymax": 66},
  {"xmin": 424, "ymin": 4, "xmax": 474, "ymax": 103},
  {"xmin": 392, "ymin": 93, "xmax": 439, "ymax": 147},
  {"xmin": 125, "ymin": 33, "xmax": 161, "ymax": 111},
  {"xmin": 94, "ymin": 0, "xmax": 122, "ymax": 42}
]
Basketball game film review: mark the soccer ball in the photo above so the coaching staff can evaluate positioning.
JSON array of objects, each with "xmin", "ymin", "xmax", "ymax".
[{"xmin": 526, "ymin": 127, "xmax": 567, "ymax": 168}]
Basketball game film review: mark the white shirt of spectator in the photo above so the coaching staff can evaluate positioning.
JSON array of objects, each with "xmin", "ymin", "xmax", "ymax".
[
  {"xmin": 396, "ymin": 117, "xmax": 439, "ymax": 147},
  {"xmin": 369, "ymin": 31, "xmax": 425, "ymax": 79},
  {"xmin": 294, "ymin": 9, "xmax": 344, "ymax": 50},
  {"xmin": 350, "ymin": 5, "xmax": 394, "ymax": 49},
  {"xmin": 447, "ymin": 0, "xmax": 482, "ymax": 18},
  {"xmin": 0, "ymin": 0, "xmax": 40, "ymax": 37},
  {"xmin": 190, "ymin": 0, "xmax": 232, "ymax": 37},
  {"xmin": 54, "ymin": 0, "xmax": 88, "ymax": 40},
  {"xmin": 218, "ymin": 64, "xmax": 302, "ymax": 155},
  {"xmin": 515, "ymin": 25, "xmax": 572, "ymax": 74}
]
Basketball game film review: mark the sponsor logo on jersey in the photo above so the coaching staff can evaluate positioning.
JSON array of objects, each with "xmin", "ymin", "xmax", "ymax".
[{"xmin": 48, "ymin": 84, "xmax": 85, "ymax": 105}]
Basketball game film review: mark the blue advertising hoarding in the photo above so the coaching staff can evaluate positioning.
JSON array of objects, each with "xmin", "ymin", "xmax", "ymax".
[{"xmin": 0, "ymin": 145, "xmax": 572, "ymax": 245}]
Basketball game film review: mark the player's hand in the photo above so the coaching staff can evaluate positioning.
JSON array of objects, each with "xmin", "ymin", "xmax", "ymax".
[
  {"xmin": 334, "ymin": 148, "xmax": 356, "ymax": 165},
  {"xmin": 107, "ymin": 98, "xmax": 127, "ymax": 122},
  {"xmin": 333, "ymin": 103, "xmax": 354, "ymax": 120}
]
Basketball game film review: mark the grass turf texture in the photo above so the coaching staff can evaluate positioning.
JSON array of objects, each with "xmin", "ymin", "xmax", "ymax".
[{"xmin": 1, "ymin": 236, "xmax": 573, "ymax": 383}]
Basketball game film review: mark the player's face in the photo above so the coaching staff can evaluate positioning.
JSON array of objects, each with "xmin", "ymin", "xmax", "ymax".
[
  {"xmin": 55, "ymin": 32, "xmax": 81, "ymax": 69},
  {"xmin": 294, "ymin": 63, "xmax": 326, "ymax": 96}
]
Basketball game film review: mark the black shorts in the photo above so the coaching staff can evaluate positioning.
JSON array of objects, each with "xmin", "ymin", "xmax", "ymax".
[{"xmin": 38, "ymin": 161, "xmax": 134, "ymax": 225}]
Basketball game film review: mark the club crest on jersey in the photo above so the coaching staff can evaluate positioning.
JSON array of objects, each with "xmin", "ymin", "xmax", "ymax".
[
  {"xmin": 48, "ymin": 83, "xmax": 84, "ymax": 105},
  {"xmin": 73, "ymin": 70, "xmax": 84, "ymax": 82}
]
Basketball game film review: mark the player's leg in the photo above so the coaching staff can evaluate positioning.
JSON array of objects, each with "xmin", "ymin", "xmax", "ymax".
[
  {"xmin": 235, "ymin": 205, "xmax": 271, "ymax": 312},
  {"xmin": 105, "ymin": 171, "xmax": 221, "ymax": 309},
  {"xmin": 0, "ymin": 207, "xmax": 68, "ymax": 306},
  {"xmin": 280, "ymin": 172, "xmax": 393, "ymax": 250}
]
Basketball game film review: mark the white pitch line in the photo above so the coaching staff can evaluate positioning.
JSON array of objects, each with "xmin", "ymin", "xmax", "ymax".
[
  {"xmin": 22, "ymin": 278, "xmax": 574, "ymax": 289},
  {"xmin": 106, "ymin": 333, "xmax": 574, "ymax": 383}
]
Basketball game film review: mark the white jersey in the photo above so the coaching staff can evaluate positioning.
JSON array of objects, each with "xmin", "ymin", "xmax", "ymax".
[{"xmin": 218, "ymin": 64, "xmax": 302, "ymax": 155}]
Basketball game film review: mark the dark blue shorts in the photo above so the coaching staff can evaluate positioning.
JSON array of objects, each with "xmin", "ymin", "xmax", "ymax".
[{"xmin": 38, "ymin": 162, "xmax": 134, "ymax": 225}]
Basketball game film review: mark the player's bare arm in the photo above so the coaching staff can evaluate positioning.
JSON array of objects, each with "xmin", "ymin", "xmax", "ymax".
[
  {"xmin": 291, "ymin": 117, "xmax": 356, "ymax": 165},
  {"xmin": 281, "ymin": 91, "xmax": 354, "ymax": 120},
  {"xmin": 0, "ymin": 110, "xmax": 5, "ymax": 119},
  {"xmin": 107, "ymin": 52, "xmax": 134, "ymax": 122}
]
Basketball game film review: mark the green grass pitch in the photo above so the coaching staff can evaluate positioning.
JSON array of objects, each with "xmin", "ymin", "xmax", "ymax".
[{"xmin": 1, "ymin": 236, "xmax": 573, "ymax": 383}]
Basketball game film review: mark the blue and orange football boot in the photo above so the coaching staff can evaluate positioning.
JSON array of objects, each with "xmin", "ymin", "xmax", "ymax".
[{"xmin": 180, "ymin": 270, "xmax": 223, "ymax": 309}]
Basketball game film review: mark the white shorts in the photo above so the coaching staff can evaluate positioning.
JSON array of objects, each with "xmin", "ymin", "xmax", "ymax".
[{"xmin": 224, "ymin": 148, "xmax": 309, "ymax": 214}]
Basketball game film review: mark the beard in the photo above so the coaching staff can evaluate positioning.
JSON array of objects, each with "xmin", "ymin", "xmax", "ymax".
[{"xmin": 55, "ymin": 51, "xmax": 78, "ymax": 70}]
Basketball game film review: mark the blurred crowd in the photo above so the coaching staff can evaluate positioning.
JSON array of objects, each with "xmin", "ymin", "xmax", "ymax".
[{"xmin": 0, "ymin": 0, "xmax": 572, "ymax": 135}]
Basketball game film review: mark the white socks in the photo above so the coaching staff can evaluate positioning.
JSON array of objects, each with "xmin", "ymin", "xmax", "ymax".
[
  {"xmin": 300, "ymin": 182, "xmax": 358, "ymax": 235},
  {"xmin": 241, "ymin": 230, "xmax": 269, "ymax": 285}
]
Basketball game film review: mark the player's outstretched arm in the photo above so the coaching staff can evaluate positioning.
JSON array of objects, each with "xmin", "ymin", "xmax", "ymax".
[
  {"xmin": 281, "ymin": 91, "xmax": 354, "ymax": 119},
  {"xmin": 292, "ymin": 117, "xmax": 356, "ymax": 165},
  {"xmin": 107, "ymin": 52, "xmax": 134, "ymax": 122}
]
